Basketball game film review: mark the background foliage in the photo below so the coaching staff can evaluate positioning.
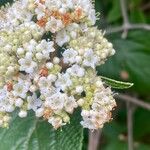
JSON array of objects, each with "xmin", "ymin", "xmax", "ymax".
[
  {"xmin": 0, "ymin": 0, "xmax": 150, "ymax": 150},
  {"xmin": 95, "ymin": 0, "xmax": 150, "ymax": 150}
]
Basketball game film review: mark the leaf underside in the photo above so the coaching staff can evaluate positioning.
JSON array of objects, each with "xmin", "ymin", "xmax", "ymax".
[{"xmin": 100, "ymin": 76, "xmax": 134, "ymax": 89}]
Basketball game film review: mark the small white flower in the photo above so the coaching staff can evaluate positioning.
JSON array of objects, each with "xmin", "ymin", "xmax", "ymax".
[
  {"xmin": 13, "ymin": 79, "xmax": 30, "ymax": 99},
  {"xmin": 46, "ymin": 62, "xmax": 54, "ymax": 69},
  {"xmin": 56, "ymin": 29, "xmax": 70, "ymax": 46},
  {"xmin": 62, "ymin": 48, "xmax": 78, "ymax": 64},
  {"xmin": 36, "ymin": 40, "xmax": 55, "ymax": 54},
  {"xmin": 64, "ymin": 96, "xmax": 77, "ymax": 113},
  {"xmin": 80, "ymin": 119, "xmax": 95, "ymax": 130},
  {"xmin": 88, "ymin": 9, "xmax": 96, "ymax": 25},
  {"xmin": 17, "ymin": 48, "xmax": 25, "ymax": 55},
  {"xmin": 45, "ymin": 17, "xmax": 64, "ymax": 33},
  {"xmin": 47, "ymin": 74, "xmax": 57, "ymax": 82},
  {"xmin": 61, "ymin": 0, "xmax": 74, "ymax": 9},
  {"xmin": 0, "ymin": 0, "xmax": 116, "ymax": 130},
  {"xmin": 81, "ymin": 110, "xmax": 106, "ymax": 129},
  {"xmin": 18, "ymin": 57, "xmax": 37, "ymax": 74},
  {"xmin": 5, "ymin": 105, "xmax": 15, "ymax": 113},
  {"xmin": 35, "ymin": 52, "xmax": 43, "ymax": 61},
  {"xmin": 92, "ymin": 88, "xmax": 116, "ymax": 111},
  {"xmin": 45, "ymin": 92, "xmax": 66, "ymax": 110},
  {"xmin": 83, "ymin": 49, "xmax": 98, "ymax": 69},
  {"xmin": 66, "ymin": 23, "xmax": 80, "ymax": 38},
  {"xmin": 18, "ymin": 110, "xmax": 27, "ymax": 118},
  {"xmin": 29, "ymin": 85, "xmax": 37, "ymax": 92},
  {"xmin": 77, "ymin": 98, "xmax": 85, "ymax": 106},
  {"xmin": 38, "ymin": 77, "xmax": 52, "ymax": 90},
  {"xmin": 0, "ymin": 88, "xmax": 7, "ymax": 100},
  {"xmin": 80, "ymin": 110, "xmax": 96, "ymax": 129},
  {"xmin": 15, "ymin": 98, "xmax": 24, "ymax": 107},
  {"xmin": 40, "ymin": 87, "xmax": 56, "ymax": 100},
  {"xmin": 76, "ymin": 86, "xmax": 84, "ymax": 94},
  {"xmin": 27, "ymin": 93, "xmax": 42, "ymax": 111},
  {"xmin": 35, "ymin": 4, "xmax": 45, "ymax": 20},
  {"xmin": 24, "ymin": 42, "xmax": 36, "ymax": 53},
  {"xmin": 35, "ymin": 107, "xmax": 44, "ymax": 117},
  {"xmin": 55, "ymin": 73, "xmax": 72, "ymax": 91},
  {"xmin": 53, "ymin": 57, "xmax": 60, "ymax": 64},
  {"xmin": 48, "ymin": 116, "xmax": 63, "ymax": 129},
  {"xmin": 45, "ymin": 0, "xmax": 61, "ymax": 10},
  {"xmin": 67, "ymin": 64, "xmax": 85, "ymax": 77}
]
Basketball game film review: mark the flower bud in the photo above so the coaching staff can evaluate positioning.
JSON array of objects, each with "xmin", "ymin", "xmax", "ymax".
[
  {"xmin": 17, "ymin": 48, "xmax": 24, "ymax": 55},
  {"xmin": 77, "ymin": 98, "xmax": 85, "ymax": 106},
  {"xmin": 36, "ymin": 108, "xmax": 44, "ymax": 117},
  {"xmin": 15, "ymin": 98, "xmax": 24, "ymax": 107},
  {"xmin": 53, "ymin": 57, "xmax": 60, "ymax": 64},
  {"xmin": 46, "ymin": 62, "xmax": 54, "ymax": 69},
  {"xmin": 29, "ymin": 85, "xmax": 37, "ymax": 92},
  {"xmin": 76, "ymin": 86, "xmax": 83, "ymax": 94},
  {"xmin": 47, "ymin": 74, "xmax": 57, "ymax": 82},
  {"xmin": 96, "ymin": 80, "xmax": 103, "ymax": 88},
  {"xmin": 18, "ymin": 110, "xmax": 27, "ymax": 118},
  {"xmin": 63, "ymin": 115, "xmax": 70, "ymax": 123},
  {"xmin": 36, "ymin": 52, "xmax": 43, "ymax": 60}
]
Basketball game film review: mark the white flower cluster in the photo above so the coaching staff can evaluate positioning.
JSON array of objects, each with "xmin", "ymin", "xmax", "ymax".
[{"xmin": 0, "ymin": 0, "xmax": 116, "ymax": 130}]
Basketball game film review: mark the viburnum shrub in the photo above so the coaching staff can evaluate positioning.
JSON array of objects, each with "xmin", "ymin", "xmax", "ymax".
[{"xmin": 0, "ymin": 0, "xmax": 133, "ymax": 130}]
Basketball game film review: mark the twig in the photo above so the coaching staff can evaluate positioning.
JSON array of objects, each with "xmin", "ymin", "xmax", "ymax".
[
  {"xmin": 88, "ymin": 130, "xmax": 102, "ymax": 150},
  {"xmin": 120, "ymin": 0, "xmax": 129, "ymax": 25},
  {"xmin": 120, "ymin": 0, "xmax": 130, "ymax": 38},
  {"xmin": 106, "ymin": 0, "xmax": 150, "ymax": 35},
  {"xmin": 115, "ymin": 94, "xmax": 150, "ymax": 111},
  {"xmin": 127, "ymin": 102, "xmax": 134, "ymax": 150},
  {"xmin": 106, "ymin": 24, "xmax": 150, "ymax": 34},
  {"xmin": 141, "ymin": 2, "xmax": 150, "ymax": 11}
]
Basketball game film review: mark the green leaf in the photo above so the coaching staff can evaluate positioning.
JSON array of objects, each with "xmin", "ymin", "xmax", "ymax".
[
  {"xmin": 107, "ymin": 0, "xmax": 121, "ymax": 23},
  {"xmin": 97, "ymin": 31, "xmax": 150, "ymax": 95},
  {"xmin": 129, "ymin": 0, "xmax": 146, "ymax": 23},
  {"xmin": 100, "ymin": 76, "xmax": 134, "ymax": 89},
  {"xmin": 102, "ymin": 121, "xmax": 150, "ymax": 150},
  {"xmin": 102, "ymin": 122, "xmax": 127, "ymax": 150},
  {"xmin": 0, "ymin": 111, "xmax": 83, "ymax": 150},
  {"xmin": 134, "ymin": 108, "xmax": 150, "ymax": 141}
]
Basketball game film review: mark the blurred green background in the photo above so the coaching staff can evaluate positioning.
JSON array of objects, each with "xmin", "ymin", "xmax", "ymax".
[
  {"xmin": 88, "ymin": 0, "xmax": 150, "ymax": 149},
  {"xmin": 0, "ymin": 0, "xmax": 150, "ymax": 150}
]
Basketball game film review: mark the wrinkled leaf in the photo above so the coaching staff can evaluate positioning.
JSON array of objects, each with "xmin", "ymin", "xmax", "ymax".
[{"xmin": 0, "ymin": 111, "xmax": 83, "ymax": 150}]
